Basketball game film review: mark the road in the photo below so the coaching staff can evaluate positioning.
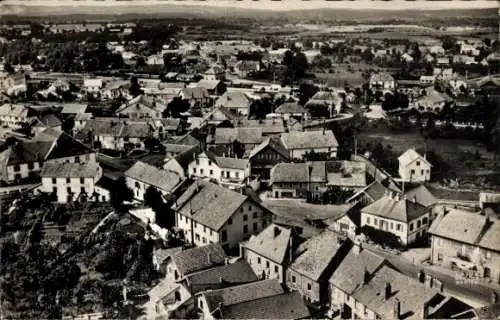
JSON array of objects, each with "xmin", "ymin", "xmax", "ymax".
[{"xmin": 368, "ymin": 246, "xmax": 497, "ymax": 307}]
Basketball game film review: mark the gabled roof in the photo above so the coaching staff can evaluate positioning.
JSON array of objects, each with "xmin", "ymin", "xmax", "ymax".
[
  {"xmin": 171, "ymin": 145, "xmax": 202, "ymax": 170},
  {"xmin": 184, "ymin": 260, "xmax": 258, "ymax": 294},
  {"xmin": 271, "ymin": 162, "xmax": 326, "ymax": 184},
  {"xmin": 248, "ymin": 137, "xmax": 290, "ymax": 160},
  {"xmin": 180, "ymin": 87, "xmax": 210, "ymax": 100},
  {"xmin": 38, "ymin": 128, "xmax": 93, "ymax": 160},
  {"xmin": 215, "ymin": 91, "xmax": 252, "ymax": 111},
  {"xmin": 34, "ymin": 114, "xmax": 62, "ymax": 128},
  {"xmin": 326, "ymin": 161, "xmax": 366, "ymax": 188},
  {"xmin": 214, "ymin": 127, "xmax": 264, "ymax": 145},
  {"xmin": 404, "ymin": 185, "xmax": 437, "ymax": 207},
  {"xmin": 309, "ymin": 90, "xmax": 342, "ymax": 103},
  {"xmin": 0, "ymin": 103, "xmax": 33, "ymax": 118},
  {"xmin": 398, "ymin": 148, "xmax": 431, "ymax": 167},
  {"xmin": 244, "ymin": 224, "xmax": 292, "ymax": 264},
  {"xmin": 220, "ymin": 291, "xmax": 311, "ymax": 320},
  {"xmin": 115, "ymin": 95, "xmax": 166, "ymax": 115},
  {"xmin": 281, "ymin": 130, "xmax": 338, "ymax": 150},
  {"xmin": 201, "ymin": 107, "xmax": 239, "ymax": 124},
  {"xmin": 370, "ymin": 72, "xmax": 394, "ymax": 83},
  {"xmin": 362, "ymin": 195, "xmax": 429, "ymax": 222},
  {"xmin": 41, "ymin": 161, "xmax": 100, "ymax": 178},
  {"xmin": 289, "ymin": 230, "xmax": 349, "ymax": 281},
  {"xmin": 347, "ymin": 180, "xmax": 391, "ymax": 203},
  {"xmin": 213, "ymin": 155, "xmax": 248, "ymax": 170},
  {"xmin": 155, "ymin": 118, "xmax": 181, "ymax": 131},
  {"xmin": 61, "ymin": 103, "xmax": 88, "ymax": 114},
  {"xmin": 171, "ymin": 243, "xmax": 226, "ymax": 276},
  {"xmin": 329, "ymin": 246, "xmax": 386, "ymax": 294},
  {"xmin": 352, "ymin": 265, "xmax": 441, "ymax": 320},
  {"xmin": 125, "ymin": 161, "xmax": 182, "ymax": 193},
  {"xmin": 275, "ymin": 102, "xmax": 308, "ymax": 114},
  {"xmin": 172, "ymin": 180, "xmax": 250, "ymax": 231},
  {"xmin": 0, "ymin": 140, "xmax": 53, "ymax": 166},
  {"xmin": 196, "ymin": 79, "xmax": 221, "ymax": 91},
  {"xmin": 202, "ymin": 279, "xmax": 284, "ymax": 313},
  {"xmin": 232, "ymin": 118, "xmax": 286, "ymax": 135}
]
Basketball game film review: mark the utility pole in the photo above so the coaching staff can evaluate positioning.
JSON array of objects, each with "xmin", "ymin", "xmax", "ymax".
[{"xmin": 354, "ymin": 135, "xmax": 358, "ymax": 159}]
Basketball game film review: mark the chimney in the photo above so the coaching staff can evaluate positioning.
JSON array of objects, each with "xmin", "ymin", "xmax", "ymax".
[
  {"xmin": 207, "ymin": 252, "xmax": 212, "ymax": 264},
  {"xmin": 274, "ymin": 226, "xmax": 281, "ymax": 238},
  {"xmin": 393, "ymin": 298, "xmax": 401, "ymax": 319},
  {"xmin": 385, "ymin": 282, "xmax": 392, "ymax": 300},
  {"xmin": 492, "ymin": 291, "xmax": 499, "ymax": 304},
  {"xmin": 413, "ymin": 196, "xmax": 417, "ymax": 203},
  {"xmin": 363, "ymin": 268, "xmax": 370, "ymax": 284}
]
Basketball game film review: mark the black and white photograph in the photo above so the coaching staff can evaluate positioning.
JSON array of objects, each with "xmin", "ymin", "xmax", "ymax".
[{"xmin": 0, "ymin": 0, "xmax": 499, "ymax": 319}]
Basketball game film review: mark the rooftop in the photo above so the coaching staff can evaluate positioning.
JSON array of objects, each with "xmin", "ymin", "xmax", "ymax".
[
  {"xmin": 280, "ymin": 130, "xmax": 339, "ymax": 150},
  {"xmin": 362, "ymin": 195, "xmax": 429, "ymax": 223},
  {"xmin": 171, "ymin": 243, "xmax": 226, "ymax": 276},
  {"xmin": 125, "ymin": 161, "xmax": 182, "ymax": 193},
  {"xmin": 244, "ymin": 224, "xmax": 292, "ymax": 264},
  {"xmin": 40, "ymin": 161, "xmax": 100, "ymax": 178}
]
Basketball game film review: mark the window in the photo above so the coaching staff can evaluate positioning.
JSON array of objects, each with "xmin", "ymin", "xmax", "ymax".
[
  {"xmin": 292, "ymin": 275, "xmax": 296, "ymax": 283},
  {"xmin": 411, "ymin": 169, "xmax": 415, "ymax": 174},
  {"xmin": 253, "ymin": 212, "xmax": 257, "ymax": 219},
  {"xmin": 390, "ymin": 222, "xmax": 394, "ymax": 230},
  {"xmin": 209, "ymin": 169, "xmax": 213, "ymax": 175},
  {"xmin": 307, "ymin": 283, "xmax": 312, "ymax": 291},
  {"xmin": 417, "ymin": 220, "xmax": 421, "ymax": 228},
  {"xmin": 199, "ymin": 299, "xmax": 203, "ymax": 308},
  {"xmin": 67, "ymin": 187, "xmax": 71, "ymax": 193},
  {"xmin": 194, "ymin": 221, "xmax": 197, "ymax": 228},
  {"xmin": 374, "ymin": 218, "xmax": 378, "ymax": 226},
  {"xmin": 243, "ymin": 225, "xmax": 248, "ymax": 234},
  {"xmin": 275, "ymin": 265, "xmax": 279, "ymax": 273},
  {"xmin": 202, "ymin": 237, "xmax": 206, "ymax": 244},
  {"xmin": 236, "ymin": 172, "xmax": 239, "ymax": 178},
  {"xmin": 221, "ymin": 171, "xmax": 224, "ymax": 177},
  {"xmin": 366, "ymin": 217, "xmax": 370, "ymax": 224},
  {"xmin": 80, "ymin": 187, "xmax": 85, "ymax": 194},
  {"xmin": 228, "ymin": 218, "xmax": 232, "ymax": 225},
  {"xmin": 253, "ymin": 222, "xmax": 258, "ymax": 232},
  {"xmin": 80, "ymin": 178, "xmax": 85, "ymax": 184},
  {"xmin": 422, "ymin": 217, "xmax": 428, "ymax": 225},
  {"xmin": 243, "ymin": 214, "xmax": 248, "ymax": 221},
  {"xmin": 266, "ymin": 261, "xmax": 270, "ymax": 268},
  {"xmin": 13, "ymin": 164, "xmax": 20, "ymax": 172},
  {"xmin": 221, "ymin": 230, "xmax": 227, "ymax": 242},
  {"xmin": 248, "ymin": 205, "xmax": 252, "ymax": 211},
  {"xmin": 193, "ymin": 168, "xmax": 197, "ymax": 173},
  {"xmin": 200, "ymin": 169, "xmax": 204, "ymax": 175},
  {"xmin": 195, "ymin": 159, "xmax": 199, "ymax": 165},
  {"xmin": 416, "ymin": 161, "xmax": 420, "ymax": 166},
  {"xmin": 195, "ymin": 233, "xmax": 200, "ymax": 241},
  {"xmin": 421, "ymin": 169, "xmax": 424, "ymax": 175},
  {"xmin": 210, "ymin": 230, "xmax": 213, "ymax": 236},
  {"xmin": 263, "ymin": 220, "xmax": 267, "ymax": 228},
  {"xmin": 208, "ymin": 160, "xmax": 212, "ymax": 166},
  {"xmin": 397, "ymin": 224, "xmax": 402, "ymax": 231},
  {"xmin": 53, "ymin": 187, "xmax": 57, "ymax": 193},
  {"xmin": 65, "ymin": 177, "xmax": 70, "ymax": 184},
  {"xmin": 27, "ymin": 162, "xmax": 34, "ymax": 170},
  {"xmin": 409, "ymin": 223, "xmax": 414, "ymax": 231},
  {"xmin": 258, "ymin": 257, "xmax": 261, "ymax": 264},
  {"xmin": 240, "ymin": 207, "xmax": 244, "ymax": 213},
  {"xmin": 75, "ymin": 157, "xmax": 80, "ymax": 164},
  {"xmin": 203, "ymin": 226, "xmax": 206, "ymax": 233},
  {"xmin": 52, "ymin": 178, "xmax": 57, "ymax": 184}
]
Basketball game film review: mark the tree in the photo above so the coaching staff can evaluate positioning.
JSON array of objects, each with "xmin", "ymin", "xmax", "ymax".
[
  {"xmin": 144, "ymin": 186, "xmax": 165, "ymax": 224},
  {"xmin": 298, "ymin": 83, "xmax": 319, "ymax": 105},
  {"xmin": 164, "ymin": 97, "xmax": 190, "ymax": 118},
  {"xmin": 231, "ymin": 140, "xmax": 245, "ymax": 159},
  {"xmin": 129, "ymin": 76, "xmax": 143, "ymax": 97},
  {"xmin": 110, "ymin": 176, "xmax": 133, "ymax": 212},
  {"xmin": 61, "ymin": 118, "xmax": 74, "ymax": 134},
  {"xmin": 4, "ymin": 62, "xmax": 14, "ymax": 73},
  {"xmin": 249, "ymin": 98, "xmax": 273, "ymax": 119}
]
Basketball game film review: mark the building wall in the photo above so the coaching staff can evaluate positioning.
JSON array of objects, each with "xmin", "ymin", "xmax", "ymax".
[
  {"xmin": 6, "ymin": 161, "xmax": 42, "ymax": 182},
  {"xmin": 164, "ymin": 159, "xmax": 186, "ymax": 179},
  {"xmin": 0, "ymin": 114, "xmax": 30, "ymax": 129},
  {"xmin": 95, "ymin": 136, "xmax": 144, "ymax": 151},
  {"xmin": 242, "ymin": 247, "xmax": 285, "ymax": 283},
  {"xmin": 197, "ymin": 294, "xmax": 215, "ymax": 320},
  {"xmin": 361, "ymin": 211, "xmax": 430, "ymax": 246},
  {"xmin": 41, "ymin": 169, "xmax": 101, "ymax": 203},
  {"xmin": 431, "ymin": 235, "xmax": 500, "ymax": 284},
  {"xmin": 187, "ymin": 153, "xmax": 249, "ymax": 187},
  {"xmin": 126, "ymin": 176, "xmax": 171, "ymax": 202},
  {"xmin": 286, "ymin": 269, "xmax": 321, "ymax": 303},
  {"xmin": 329, "ymin": 286, "xmax": 377, "ymax": 319},
  {"xmin": 330, "ymin": 215, "xmax": 357, "ymax": 238},
  {"xmin": 271, "ymin": 181, "xmax": 326, "ymax": 199},
  {"xmin": 289, "ymin": 147, "xmax": 337, "ymax": 160},
  {"xmin": 399, "ymin": 159, "xmax": 431, "ymax": 183},
  {"xmin": 46, "ymin": 153, "xmax": 97, "ymax": 166}
]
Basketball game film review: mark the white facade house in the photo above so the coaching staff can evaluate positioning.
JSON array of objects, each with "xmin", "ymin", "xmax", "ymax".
[
  {"xmin": 187, "ymin": 151, "xmax": 250, "ymax": 190},
  {"xmin": 369, "ymin": 73, "xmax": 395, "ymax": 90},
  {"xmin": 361, "ymin": 192, "xmax": 431, "ymax": 246},
  {"xmin": 0, "ymin": 103, "xmax": 35, "ymax": 129},
  {"xmin": 280, "ymin": 130, "xmax": 339, "ymax": 159},
  {"xmin": 83, "ymin": 78, "xmax": 103, "ymax": 93},
  {"xmin": 40, "ymin": 162, "xmax": 103, "ymax": 203},
  {"xmin": 398, "ymin": 148, "xmax": 432, "ymax": 183},
  {"xmin": 173, "ymin": 180, "xmax": 273, "ymax": 251}
]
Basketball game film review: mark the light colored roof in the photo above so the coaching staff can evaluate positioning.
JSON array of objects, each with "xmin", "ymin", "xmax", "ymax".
[
  {"xmin": 329, "ymin": 246, "xmax": 386, "ymax": 294},
  {"xmin": 172, "ymin": 243, "xmax": 226, "ymax": 275},
  {"xmin": 40, "ymin": 161, "xmax": 100, "ymax": 178},
  {"xmin": 220, "ymin": 291, "xmax": 311, "ymax": 320},
  {"xmin": 0, "ymin": 103, "xmax": 30, "ymax": 117},
  {"xmin": 196, "ymin": 79, "xmax": 221, "ymax": 91},
  {"xmin": 405, "ymin": 185, "xmax": 437, "ymax": 207},
  {"xmin": 125, "ymin": 161, "xmax": 182, "ymax": 193},
  {"xmin": 275, "ymin": 102, "xmax": 308, "ymax": 114},
  {"xmin": 214, "ymin": 156, "xmax": 248, "ymax": 170},
  {"xmin": 289, "ymin": 230, "xmax": 347, "ymax": 281},
  {"xmin": 244, "ymin": 224, "xmax": 292, "ymax": 264},
  {"xmin": 74, "ymin": 113, "xmax": 92, "ymax": 121},
  {"xmin": 280, "ymin": 130, "xmax": 339, "ymax": 150},
  {"xmin": 271, "ymin": 162, "xmax": 326, "ymax": 184},
  {"xmin": 214, "ymin": 127, "xmax": 264, "ymax": 145},
  {"xmin": 61, "ymin": 103, "xmax": 88, "ymax": 114},
  {"xmin": 429, "ymin": 208, "xmax": 499, "ymax": 251},
  {"xmin": 352, "ymin": 265, "xmax": 441, "ymax": 320},
  {"xmin": 326, "ymin": 161, "xmax": 366, "ymax": 188},
  {"xmin": 83, "ymin": 78, "xmax": 103, "ymax": 87},
  {"xmin": 215, "ymin": 91, "xmax": 252, "ymax": 111},
  {"xmin": 231, "ymin": 118, "xmax": 286, "ymax": 135},
  {"xmin": 116, "ymin": 95, "xmax": 166, "ymax": 114},
  {"xmin": 362, "ymin": 195, "xmax": 429, "ymax": 222},
  {"xmin": 163, "ymin": 143, "xmax": 195, "ymax": 155},
  {"xmin": 181, "ymin": 87, "xmax": 210, "ymax": 99},
  {"xmin": 145, "ymin": 279, "xmax": 181, "ymax": 305},
  {"xmin": 83, "ymin": 118, "xmax": 152, "ymax": 138},
  {"xmin": 398, "ymin": 148, "xmax": 431, "ymax": 167},
  {"xmin": 173, "ymin": 180, "xmax": 249, "ymax": 231},
  {"xmin": 202, "ymin": 279, "xmax": 284, "ymax": 312},
  {"xmin": 370, "ymin": 72, "xmax": 394, "ymax": 83}
]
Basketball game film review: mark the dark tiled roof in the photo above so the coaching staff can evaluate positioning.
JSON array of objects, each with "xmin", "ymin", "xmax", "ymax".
[
  {"xmin": 221, "ymin": 291, "xmax": 311, "ymax": 320},
  {"xmin": 362, "ymin": 195, "xmax": 429, "ymax": 222},
  {"xmin": 244, "ymin": 224, "xmax": 292, "ymax": 264},
  {"xmin": 172, "ymin": 243, "xmax": 226, "ymax": 276},
  {"xmin": 185, "ymin": 260, "xmax": 258, "ymax": 294},
  {"xmin": 125, "ymin": 161, "xmax": 182, "ymax": 192}
]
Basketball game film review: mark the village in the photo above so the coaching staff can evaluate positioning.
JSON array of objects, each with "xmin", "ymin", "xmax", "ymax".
[{"xmin": 0, "ymin": 8, "xmax": 499, "ymax": 320}]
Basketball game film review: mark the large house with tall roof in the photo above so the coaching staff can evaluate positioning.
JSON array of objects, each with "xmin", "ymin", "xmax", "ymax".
[
  {"xmin": 240, "ymin": 223, "xmax": 296, "ymax": 283},
  {"xmin": 360, "ymin": 191, "xmax": 431, "ymax": 246},
  {"xmin": 428, "ymin": 208, "xmax": 500, "ymax": 284},
  {"xmin": 214, "ymin": 91, "xmax": 252, "ymax": 116},
  {"xmin": 248, "ymin": 137, "xmax": 290, "ymax": 181},
  {"xmin": 173, "ymin": 180, "xmax": 273, "ymax": 251},
  {"xmin": 115, "ymin": 95, "xmax": 167, "ymax": 119},
  {"xmin": 286, "ymin": 230, "xmax": 352, "ymax": 304},
  {"xmin": 0, "ymin": 103, "xmax": 37, "ymax": 129},
  {"xmin": 211, "ymin": 127, "xmax": 264, "ymax": 153}
]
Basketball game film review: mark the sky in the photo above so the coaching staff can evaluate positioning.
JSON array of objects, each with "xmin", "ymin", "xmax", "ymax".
[{"xmin": 0, "ymin": 0, "xmax": 497, "ymax": 11}]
